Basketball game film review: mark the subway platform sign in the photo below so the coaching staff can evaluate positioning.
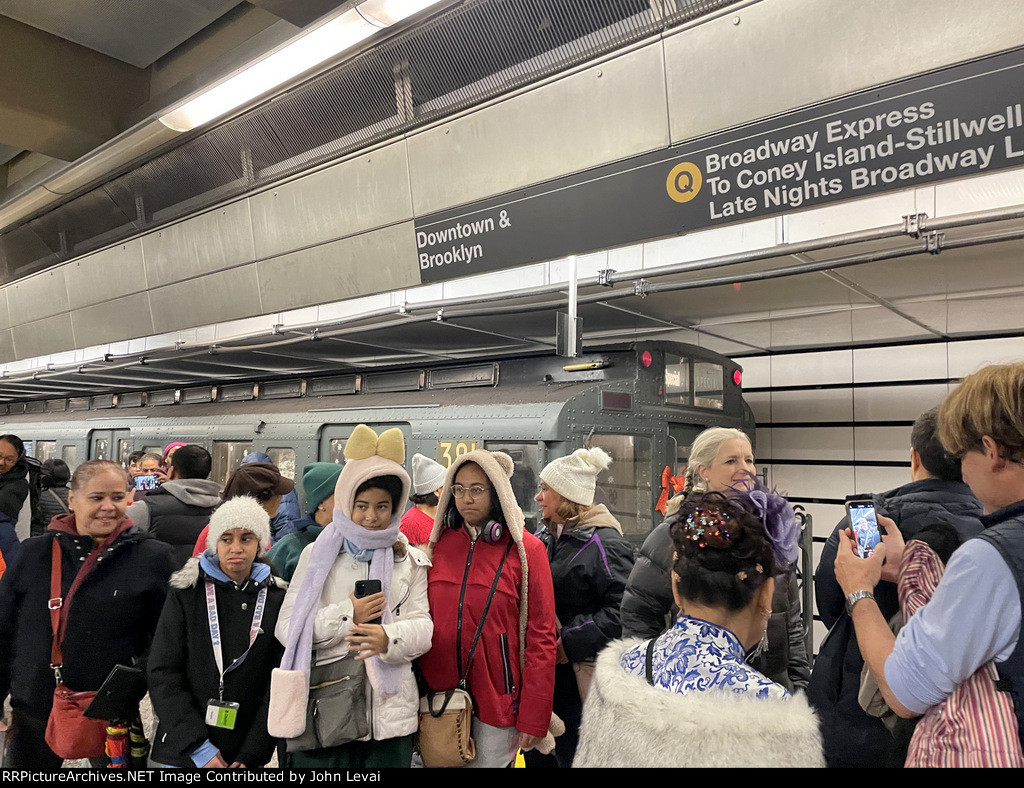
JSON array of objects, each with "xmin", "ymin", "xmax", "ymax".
[{"xmin": 413, "ymin": 46, "xmax": 1024, "ymax": 284}]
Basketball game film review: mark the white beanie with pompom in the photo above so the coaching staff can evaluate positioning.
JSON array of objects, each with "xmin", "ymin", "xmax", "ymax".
[
  {"xmin": 540, "ymin": 446, "xmax": 613, "ymax": 506},
  {"xmin": 205, "ymin": 496, "xmax": 272, "ymax": 556}
]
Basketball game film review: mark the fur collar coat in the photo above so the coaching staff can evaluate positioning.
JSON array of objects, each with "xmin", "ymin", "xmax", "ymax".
[{"xmin": 574, "ymin": 638, "xmax": 824, "ymax": 768}]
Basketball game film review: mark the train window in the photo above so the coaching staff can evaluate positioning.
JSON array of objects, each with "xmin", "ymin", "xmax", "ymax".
[
  {"xmin": 62, "ymin": 445, "xmax": 78, "ymax": 469},
  {"xmin": 35, "ymin": 441, "xmax": 57, "ymax": 463},
  {"xmin": 588, "ymin": 434, "xmax": 653, "ymax": 538},
  {"xmin": 485, "ymin": 442, "xmax": 540, "ymax": 522},
  {"xmin": 328, "ymin": 439, "xmax": 347, "ymax": 465},
  {"xmin": 664, "ymin": 354, "xmax": 692, "ymax": 406},
  {"xmin": 93, "ymin": 439, "xmax": 109, "ymax": 461},
  {"xmin": 213, "ymin": 441, "xmax": 253, "ymax": 487},
  {"xmin": 267, "ymin": 448, "xmax": 296, "ymax": 479},
  {"xmin": 118, "ymin": 439, "xmax": 133, "ymax": 468},
  {"xmin": 694, "ymin": 362, "xmax": 725, "ymax": 410}
]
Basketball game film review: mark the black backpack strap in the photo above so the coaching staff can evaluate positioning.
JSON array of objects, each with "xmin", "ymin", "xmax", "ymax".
[{"xmin": 645, "ymin": 637, "xmax": 657, "ymax": 686}]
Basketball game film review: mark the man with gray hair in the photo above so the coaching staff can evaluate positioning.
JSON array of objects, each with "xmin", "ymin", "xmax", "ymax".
[{"xmin": 808, "ymin": 406, "xmax": 984, "ymax": 768}]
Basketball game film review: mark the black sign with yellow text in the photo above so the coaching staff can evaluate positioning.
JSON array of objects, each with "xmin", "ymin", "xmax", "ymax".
[{"xmin": 414, "ymin": 47, "xmax": 1024, "ymax": 283}]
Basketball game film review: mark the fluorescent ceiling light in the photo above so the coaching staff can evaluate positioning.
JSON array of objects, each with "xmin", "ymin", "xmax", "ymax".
[{"xmin": 159, "ymin": 0, "xmax": 443, "ymax": 132}]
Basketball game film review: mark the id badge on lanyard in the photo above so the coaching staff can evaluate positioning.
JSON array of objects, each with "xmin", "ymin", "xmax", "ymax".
[{"xmin": 205, "ymin": 581, "xmax": 266, "ymax": 730}]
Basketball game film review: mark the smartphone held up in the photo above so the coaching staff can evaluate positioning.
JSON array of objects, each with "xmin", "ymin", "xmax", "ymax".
[
  {"xmin": 354, "ymin": 578, "xmax": 383, "ymax": 625},
  {"xmin": 846, "ymin": 498, "xmax": 885, "ymax": 559}
]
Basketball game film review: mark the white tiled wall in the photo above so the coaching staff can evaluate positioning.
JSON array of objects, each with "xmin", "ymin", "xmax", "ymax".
[{"xmin": 735, "ymin": 336, "xmax": 1024, "ymax": 656}]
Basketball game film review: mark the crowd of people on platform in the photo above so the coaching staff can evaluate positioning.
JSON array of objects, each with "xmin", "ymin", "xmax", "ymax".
[{"xmin": 0, "ymin": 360, "xmax": 1023, "ymax": 768}]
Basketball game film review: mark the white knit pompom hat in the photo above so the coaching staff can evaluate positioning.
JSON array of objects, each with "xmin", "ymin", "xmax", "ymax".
[
  {"xmin": 540, "ymin": 446, "xmax": 613, "ymax": 506},
  {"xmin": 205, "ymin": 496, "xmax": 272, "ymax": 556}
]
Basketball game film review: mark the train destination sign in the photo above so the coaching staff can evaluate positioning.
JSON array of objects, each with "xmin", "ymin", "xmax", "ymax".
[{"xmin": 413, "ymin": 46, "xmax": 1024, "ymax": 284}]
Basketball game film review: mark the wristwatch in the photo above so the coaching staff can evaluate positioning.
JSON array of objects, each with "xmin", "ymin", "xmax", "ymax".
[{"xmin": 845, "ymin": 589, "xmax": 875, "ymax": 615}]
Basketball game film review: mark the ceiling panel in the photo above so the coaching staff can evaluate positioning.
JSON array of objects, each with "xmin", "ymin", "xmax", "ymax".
[{"xmin": 0, "ymin": 0, "xmax": 243, "ymax": 67}]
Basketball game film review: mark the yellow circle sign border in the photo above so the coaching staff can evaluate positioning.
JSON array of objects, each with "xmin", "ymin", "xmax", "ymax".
[{"xmin": 666, "ymin": 162, "xmax": 703, "ymax": 203}]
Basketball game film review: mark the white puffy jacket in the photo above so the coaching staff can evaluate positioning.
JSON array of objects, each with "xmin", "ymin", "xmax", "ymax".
[{"xmin": 275, "ymin": 533, "xmax": 433, "ymax": 741}]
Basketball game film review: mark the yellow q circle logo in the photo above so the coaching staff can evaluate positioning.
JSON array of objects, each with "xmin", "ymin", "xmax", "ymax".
[{"xmin": 666, "ymin": 162, "xmax": 703, "ymax": 203}]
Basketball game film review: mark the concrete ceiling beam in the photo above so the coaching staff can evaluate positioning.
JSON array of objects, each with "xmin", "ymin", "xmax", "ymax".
[{"xmin": 0, "ymin": 15, "xmax": 148, "ymax": 161}]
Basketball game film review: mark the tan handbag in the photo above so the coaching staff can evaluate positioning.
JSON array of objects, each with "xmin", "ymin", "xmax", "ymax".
[{"xmin": 418, "ymin": 688, "xmax": 476, "ymax": 767}]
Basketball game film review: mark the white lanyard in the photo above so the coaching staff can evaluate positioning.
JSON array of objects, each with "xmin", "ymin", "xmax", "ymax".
[{"xmin": 205, "ymin": 580, "xmax": 267, "ymax": 701}]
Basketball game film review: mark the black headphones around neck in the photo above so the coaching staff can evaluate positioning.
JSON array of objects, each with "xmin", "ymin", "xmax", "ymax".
[{"xmin": 444, "ymin": 506, "xmax": 504, "ymax": 544}]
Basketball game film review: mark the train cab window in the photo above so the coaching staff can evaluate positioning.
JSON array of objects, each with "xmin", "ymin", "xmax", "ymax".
[
  {"xmin": 35, "ymin": 441, "xmax": 57, "ymax": 463},
  {"xmin": 328, "ymin": 439, "xmax": 347, "ymax": 465},
  {"xmin": 213, "ymin": 441, "xmax": 253, "ymax": 487},
  {"xmin": 485, "ymin": 442, "xmax": 540, "ymax": 527},
  {"xmin": 694, "ymin": 362, "xmax": 725, "ymax": 411},
  {"xmin": 118, "ymin": 439, "xmax": 133, "ymax": 468},
  {"xmin": 664, "ymin": 354, "xmax": 692, "ymax": 406},
  {"xmin": 267, "ymin": 448, "xmax": 296, "ymax": 479},
  {"xmin": 587, "ymin": 434, "xmax": 653, "ymax": 538},
  {"xmin": 62, "ymin": 445, "xmax": 78, "ymax": 469}
]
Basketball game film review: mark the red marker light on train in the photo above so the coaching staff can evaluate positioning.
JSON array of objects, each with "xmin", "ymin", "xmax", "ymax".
[
  {"xmin": 733, "ymin": 370, "xmax": 742, "ymax": 386},
  {"xmin": 641, "ymin": 351, "xmax": 653, "ymax": 368}
]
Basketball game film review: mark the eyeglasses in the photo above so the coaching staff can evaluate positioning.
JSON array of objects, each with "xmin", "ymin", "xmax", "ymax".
[{"xmin": 452, "ymin": 484, "xmax": 491, "ymax": 499}]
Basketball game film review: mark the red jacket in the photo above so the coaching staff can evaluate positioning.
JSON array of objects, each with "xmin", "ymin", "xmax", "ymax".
[{"xmin": 419, "ymin": 526, "xmax": 557, "ymax": 736}]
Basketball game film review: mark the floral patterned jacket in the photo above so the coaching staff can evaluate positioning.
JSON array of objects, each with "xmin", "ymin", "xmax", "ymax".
[{"xmin": 620, "ymin": 614, "xmax": 789, "ymax": 700}]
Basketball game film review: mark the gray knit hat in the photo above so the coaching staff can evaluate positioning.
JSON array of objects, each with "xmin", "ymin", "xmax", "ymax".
[
  {"xmin": 411, "ymin": 453, "xmax": 447, "ymax": 495},
  {"xmin": 540, "ymin": 447, "xmax": 613, "ymax": 506}
]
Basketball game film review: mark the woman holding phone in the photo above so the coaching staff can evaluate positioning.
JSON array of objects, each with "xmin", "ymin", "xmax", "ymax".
[{"xmin": 272, "ymin": 425, "xmax": 431, "ymax": 768}]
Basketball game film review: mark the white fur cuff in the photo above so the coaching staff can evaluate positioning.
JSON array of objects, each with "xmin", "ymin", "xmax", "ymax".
[{"xmin": 268, "ymin": 668, "xmax": 309, "ymax": 738}]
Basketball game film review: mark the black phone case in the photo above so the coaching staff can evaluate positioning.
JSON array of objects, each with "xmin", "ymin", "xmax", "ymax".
[
  {"xmin": 84, "ymin": 664, "xmax": 147, "ymax": 720},
  {"xmin": 354, "ymin": 580, "xmax": 383, "ymax": 625}
]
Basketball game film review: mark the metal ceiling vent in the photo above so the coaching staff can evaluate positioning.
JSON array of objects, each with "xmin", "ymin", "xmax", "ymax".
[{"xmin": 0, "ymin": 0, "xmax": 739, "ymax": 281}]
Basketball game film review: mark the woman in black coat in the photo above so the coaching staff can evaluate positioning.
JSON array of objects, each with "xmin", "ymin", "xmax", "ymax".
[
  {"xmin": 620, "ymin": 427, "xmax": 811, "ymax": 691},
  {"xmin": 0, "ymin": 434, "xmax": 30, "ymax": 572},
  {"xmin": 0, "ymin": 460, "xmax": 174, "ymax": 768},
  {"xmin": 527, "ymin": 447, "xmax": 635, "ymax": 768},
  {"xmin": 148, "ymin": 496, "xmax": 286, "ymax": 768}
]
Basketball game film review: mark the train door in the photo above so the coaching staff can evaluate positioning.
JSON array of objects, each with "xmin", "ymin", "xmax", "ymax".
[{"xmin": 89, "ymin": 429, "xmax": 132, "ymax": 466}]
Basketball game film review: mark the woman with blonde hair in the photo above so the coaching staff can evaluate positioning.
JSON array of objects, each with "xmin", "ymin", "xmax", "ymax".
[
  {"xmin": 621, "ymin": 425, "xmax": 811, "ymax": 691},
  {"xmin": 575, "ymin": 490, "xmax": 822, "ymax": 767}
]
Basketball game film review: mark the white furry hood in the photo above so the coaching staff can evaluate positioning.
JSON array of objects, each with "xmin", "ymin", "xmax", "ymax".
[{"xmin": 574, "ymin": 639, "xmax": 824, "ymax": 768}]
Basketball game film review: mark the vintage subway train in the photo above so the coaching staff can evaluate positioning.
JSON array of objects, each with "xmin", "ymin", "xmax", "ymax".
[{"xmin": 0, "ymin": 341, "xmax": 753, "ymax": 541}]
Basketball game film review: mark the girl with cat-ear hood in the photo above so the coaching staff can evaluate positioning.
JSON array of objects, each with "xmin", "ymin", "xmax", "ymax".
[{"xmin": 418, "ymin": 449, "xmax": 557, "ymax": 768}]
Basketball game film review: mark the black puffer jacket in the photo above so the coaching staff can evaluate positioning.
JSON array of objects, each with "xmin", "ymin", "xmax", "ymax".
[
  {"xmin": 620, "ymin": 509, "xmax": 811, "ymax": 692},
  {"xmin": 807, "ymin": 478, "xmax": 983, "ymax": 768},
  {"xmin": 148, "ymin": 557, "xmax": 286, "ymax": 768},
  {"xmin": 0, "ymin": 516, "xmax": 174, "ymax": 718}
]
